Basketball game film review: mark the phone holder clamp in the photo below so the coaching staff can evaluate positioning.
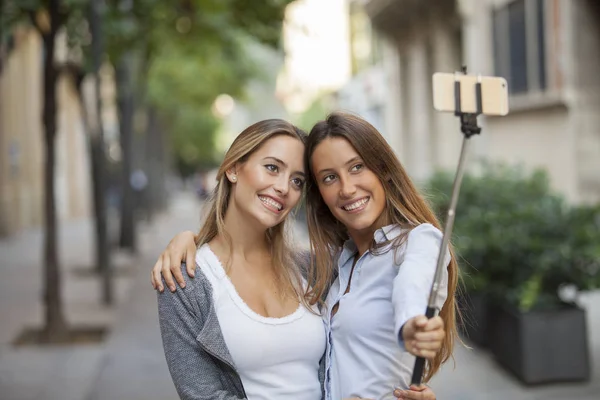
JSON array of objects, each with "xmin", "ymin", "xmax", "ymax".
[{"xmin": 454, "ymin": 66, "xmax": 482, "ymax": 138}]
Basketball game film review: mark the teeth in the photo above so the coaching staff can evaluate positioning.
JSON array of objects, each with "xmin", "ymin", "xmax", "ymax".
[
  {"xmin": 343, "ymin": 198, "xmax": 368, "ymax": 211},
  {"xmin": 259, "ymin": 196, "xmax": 283, "ymax": 211}
]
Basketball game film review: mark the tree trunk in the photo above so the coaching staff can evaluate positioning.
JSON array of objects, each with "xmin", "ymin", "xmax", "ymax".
[
  {"xmin": 145, "ymin": 107, "xmax": 161, "ymax": 218},
  {"xmin": 90, "ymin": 0, "xmax": 112, "ymax": 305},
  {"xmin": 116, "ymin": 56, "xmax": 136, "ymax": 251},
  {"xmin": 41, "ymin": 0, "xmax": 68, "ymax": 342}
]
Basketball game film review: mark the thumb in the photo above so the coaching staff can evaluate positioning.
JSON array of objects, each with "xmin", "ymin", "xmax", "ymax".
[
  {"xmin": 409, "ymin": 384, "xmax": 426, "ymax": 392},
  {"xmin": 414, "ymin": 315, "xmax": 429, "ymax": 328}
]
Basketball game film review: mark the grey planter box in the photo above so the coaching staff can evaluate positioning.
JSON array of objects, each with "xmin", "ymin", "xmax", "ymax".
[{"xmin": 489, "ymin": 303, "xmax": 590, "ymax": 385}]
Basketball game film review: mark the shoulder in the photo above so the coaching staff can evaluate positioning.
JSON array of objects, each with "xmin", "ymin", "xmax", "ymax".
[
  {"xmin": 404, "ymin": 223, "xmax": 450, "ymax": 266},
  {"xmin": 385, "ymin": 223, "xmax": 443, "ymax": 262},
  {"xmin": 407, "ymin": 223, "xmax": 443, "ymax": 242},
  {"xmin": 157, "ymin": 255, "xmax": 216, "ymax": 318},
  {"xmin": 172, "ymin": 244, "xmax": 220, "ymax": 293}
]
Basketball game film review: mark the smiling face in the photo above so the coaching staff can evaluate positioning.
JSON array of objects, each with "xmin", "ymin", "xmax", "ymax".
[
  {"xmin": 311, "ymin": 136, "xmax": 387, "ymax": 242},
  {"xmin": 227, "ymin": 134, "xmax": 306, "ymax": 231}
]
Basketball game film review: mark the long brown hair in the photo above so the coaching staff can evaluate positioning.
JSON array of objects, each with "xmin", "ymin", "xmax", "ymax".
[
  {"xmin": 195, "ymin": 119, "xmax": 310, "ymax": 307},
  {"xmin": 304, "ymin": 111, "xmax": 459, "ymax": 382}
]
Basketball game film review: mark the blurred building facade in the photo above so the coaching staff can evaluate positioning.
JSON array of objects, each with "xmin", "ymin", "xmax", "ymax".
[
  {"xmin": 0, "ymin": 26, "xmax": 91, "ymax": 237},
  {"xmin": 278, "ymin": 0, "xmax": 352, "ymax": 114},
  {"xmin": 340, "ymin": 0, "xmax": 600, "ymax": 204}
]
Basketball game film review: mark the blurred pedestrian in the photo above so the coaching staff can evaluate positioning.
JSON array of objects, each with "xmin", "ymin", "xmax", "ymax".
[
  {"xmin": 131, "ymin": 168, "xmax": 149, "ymax": 220},
  {"xmin": 153, "ymin": 114, "xmax": 452, "ymax": 399}
]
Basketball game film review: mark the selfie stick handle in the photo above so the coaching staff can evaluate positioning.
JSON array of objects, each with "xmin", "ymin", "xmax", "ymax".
[{"xmin": 411, "ymin": 66, "xmax": 482, "ymax": 385}]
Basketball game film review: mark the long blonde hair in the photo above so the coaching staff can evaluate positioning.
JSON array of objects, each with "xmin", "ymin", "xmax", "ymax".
[
  {"xmin": 304, "ymin": 112, "xmax": 460, "ymax": 382},
  {"xmin": 195, "ymin": 119, "xmax": 310, "ymax": 306}
]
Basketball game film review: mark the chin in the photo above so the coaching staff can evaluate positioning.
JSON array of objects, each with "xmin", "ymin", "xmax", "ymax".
[
  {"xmin": 337, "ymin": 212, "xmax": 370, "ymax": 226},
  {"xmin": 256, "ymin": 212, "xmax": 286, "ymax": 230}
]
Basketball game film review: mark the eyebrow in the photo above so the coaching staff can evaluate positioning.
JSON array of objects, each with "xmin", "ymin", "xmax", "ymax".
[
  {"xmin": 316, "ymin": 156, "xmax": 362, "ymax": 176},
  {"xmin": 263, "ymin": 156, "xmax": 306, "ymax": 177}
]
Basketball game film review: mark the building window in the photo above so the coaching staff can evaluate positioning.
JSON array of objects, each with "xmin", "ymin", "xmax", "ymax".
[{"xmin": 493, "ymin": 0, "xmax": 546, "ymax": 95}]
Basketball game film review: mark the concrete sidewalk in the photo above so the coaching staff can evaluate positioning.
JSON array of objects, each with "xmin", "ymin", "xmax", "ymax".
[{"xmin": 0, "ymin": 192, "xmax": 203, "ymax": 400}]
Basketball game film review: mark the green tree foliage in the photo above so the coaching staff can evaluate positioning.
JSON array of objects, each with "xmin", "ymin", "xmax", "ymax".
[
  {"xmin": 102, "ymin": 0, "xmax": 293, "ymax": 174},
  {"xmin": 3, "ymin": 0, "xmax": 293, "ymax": 174}
]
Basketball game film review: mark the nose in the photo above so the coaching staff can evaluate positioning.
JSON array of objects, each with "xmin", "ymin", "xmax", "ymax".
[
  {"xmin": 273, "ymin": 174, "xmax": 289, "ymax": 196},
  {"xmin": 339, "ymin": 175, "xmax": 356, "ymax": 199}
]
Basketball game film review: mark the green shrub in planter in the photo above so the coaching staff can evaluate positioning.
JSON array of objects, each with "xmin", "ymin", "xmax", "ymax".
[
  {"xmin": 425, "ymin": 163, "xmax": 600, "ymax": 310},
  {"xmin": 425, "ymin": 163, "xmax": 600, "ymax": 383}
]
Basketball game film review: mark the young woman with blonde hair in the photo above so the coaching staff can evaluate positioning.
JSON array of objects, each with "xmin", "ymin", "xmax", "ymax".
[
  {"xmin": 154, "ymin": 114, "xmax": 452, "ymax": 400},
  {"xmin": 157, "ymin": 119, "xmax": 326, "ymax": 400}
]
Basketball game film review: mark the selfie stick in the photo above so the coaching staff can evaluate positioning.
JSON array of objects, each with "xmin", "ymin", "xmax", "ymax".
[{"xmin": 410, "ymin": 66, "xmax": 482, "ymax": 385}]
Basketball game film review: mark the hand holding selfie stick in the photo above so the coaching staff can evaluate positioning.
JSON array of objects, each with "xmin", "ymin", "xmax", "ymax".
[{"xmin": 410, "ymin": 66, "xmax": 483, "ymax": 385}]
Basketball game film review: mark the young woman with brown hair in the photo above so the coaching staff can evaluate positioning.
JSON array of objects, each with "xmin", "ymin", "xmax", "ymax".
[{"xmin": 303, "ymin": 112, "xmax": 458, "ymax": 399}]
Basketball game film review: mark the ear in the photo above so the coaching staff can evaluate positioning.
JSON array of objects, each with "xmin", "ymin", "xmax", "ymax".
[{"xmin": 225, "ymin": 167, "xmax": 238, "ymax": 183}]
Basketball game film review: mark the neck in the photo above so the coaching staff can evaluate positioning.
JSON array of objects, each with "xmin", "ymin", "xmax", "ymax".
[
  {"xmin": 348, "ymin": 229, "xmax": 375, "ymax": 257},
  {"xmin": 217, "ymin": 202, "xmax": 271, "ymax": 263},
  {"xmin": 347, "ymin": 212, "xmax": 391, "ymax": 256}
]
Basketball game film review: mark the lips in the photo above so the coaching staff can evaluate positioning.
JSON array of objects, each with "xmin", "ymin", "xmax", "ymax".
[
  {"xmin": 341, "ymin": 197, "xmax": 369, "ymax": 212},
  {"xmin": 258, "ymin": 195, "xmax": 284, "ymax": 212}
]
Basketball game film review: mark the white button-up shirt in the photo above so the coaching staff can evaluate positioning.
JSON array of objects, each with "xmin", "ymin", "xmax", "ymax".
[{"xmin": 324, "ymin": 223, "xmax": 450, "ymax": 400}]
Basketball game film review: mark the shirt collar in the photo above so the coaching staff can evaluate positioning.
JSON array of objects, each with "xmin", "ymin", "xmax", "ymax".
[
  {"xmin": 338, "ymin": 224, "xmax": 405, "ymax": 268},
  {"xmin": 338, "ymin": 239, "xmax": 357, "ymax": 268},
  {"xmin": 374, "ymin": 224, "xmax": 404, "ymax": 243}
]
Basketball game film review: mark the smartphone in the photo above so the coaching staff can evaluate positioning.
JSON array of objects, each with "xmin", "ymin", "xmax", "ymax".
[{"xmin": 432, "ymin": 72, "xmax": 509, "ymax": 116}]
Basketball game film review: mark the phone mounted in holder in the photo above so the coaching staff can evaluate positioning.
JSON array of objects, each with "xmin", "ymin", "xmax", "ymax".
[{"xmin": 454, "ymin": 65, "xmax": 482, "ymax": 138}]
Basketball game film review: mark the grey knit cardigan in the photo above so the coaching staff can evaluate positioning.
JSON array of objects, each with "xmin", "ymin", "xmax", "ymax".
[{"xmin": 157, "ymin": 261, "xmax": 326, "ymax": 400}]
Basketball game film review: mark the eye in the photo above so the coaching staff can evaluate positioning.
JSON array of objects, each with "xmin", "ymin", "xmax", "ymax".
[
  {"xmin": 322, "ymin": 174, "xmax": 336, "ymax": 184},
  {"xmin": 291, "ymin": 177, "xmax": 305, "ymax": 189},
  {"xmin": 265, "ymin": 164, "xmax": 279, "ymax": 173},
  {"xmin": 350, "ymin": 163, "xmax": 364, "ymax": 173}
]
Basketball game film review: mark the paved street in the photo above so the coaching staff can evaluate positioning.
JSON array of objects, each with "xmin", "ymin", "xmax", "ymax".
[{"xmin": 0, "ymin": 191, "xmax": 598, "ymax": 399}]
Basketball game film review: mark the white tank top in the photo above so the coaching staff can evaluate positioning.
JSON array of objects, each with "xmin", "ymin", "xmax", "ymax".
[{"xmin": 197, "ymin": 245, "xmax": 325, "ymax": 400}]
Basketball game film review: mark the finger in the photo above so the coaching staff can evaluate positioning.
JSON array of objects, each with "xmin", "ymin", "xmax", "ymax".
[
  {"xmin": 152, "ymin": 259, "xmax": 164, "ymax": 292},
  {"xmin": 150, "ymin": 270, "xmax": 156, "ymax": 290},
  {"xmin": 150, "ymin": 260, "xmax": 157, "ymax": 289},
  {"xmin": 422, "ymin": 316, "xmax": 444, "ymax": 331},
  {"xmin": 414, "ymin": 315, "xmax": 429, "ymax": 328},
  {"xmin": 162, "ymin": 254, "xmax": 176, "ymax": 292},
  {"xmin": 406, "ymin": 340, "xmax": 419, "ymax": 354},
  {"xmin": 407, "ymin": 340, "xmax": 436, "ymax": 357},
  {"xmin": 170, "ymin": 256, "xmax": 186, "ymax": 289},
  {"xmin": 393, "ymin": 389, "xmax": 414, "ymax": 399},
  {"xmin": 414, "ymin": 340, "xmax": 443, "ymax": 351},
  {"xmin": 398, "ymin": 386, "xmax": 431, "ymax": 400},
  {"xmin": 401, "ymin": 390, "xmax": 424, "ymax": 400},
  {"xmin": 409, "ymin": 386, "xmax": 435, "ymax": 400},
  {"xmin": 186, "ymin": 248, "xmax": 196, "ymax": 278},
  {"xmin": 415, "ymin": 348, "xmax": 437, "ymax": 359},
  {"xmin": 409, "ymin": 384, "xmax": 427, "ymax": 392},
  {"xmin": 414, "ymin": 330, "xmax": 445, "ymax": 342}
]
